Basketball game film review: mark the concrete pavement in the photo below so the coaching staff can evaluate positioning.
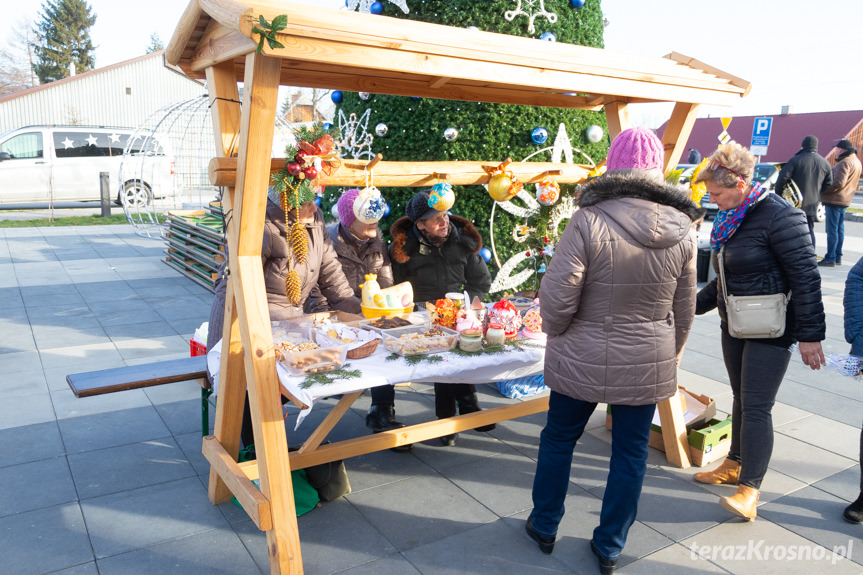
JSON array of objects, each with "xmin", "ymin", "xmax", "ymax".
[{"xmin": 0, "ymin": 223, "xmax": 861, "ymax": 575}]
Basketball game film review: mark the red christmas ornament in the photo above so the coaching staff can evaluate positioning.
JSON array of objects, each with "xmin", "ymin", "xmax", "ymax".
[
  {"xmin": 303, "ymin": 166, "xmax": 318, "ymax": 180},
  {"xmin": 286, "ymin": 162, "xmax": 301, "ymax": 176}
]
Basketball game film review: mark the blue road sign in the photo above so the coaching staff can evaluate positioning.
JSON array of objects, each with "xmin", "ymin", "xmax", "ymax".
[{"xmin": 751, "ymin": 117, "xmax": 773, "ymax": 148}]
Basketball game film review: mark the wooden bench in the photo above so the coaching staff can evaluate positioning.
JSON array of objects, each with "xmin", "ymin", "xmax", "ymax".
[{"xmin": 66, "ymin": 355, "xmax": 212, "ymax": 436}]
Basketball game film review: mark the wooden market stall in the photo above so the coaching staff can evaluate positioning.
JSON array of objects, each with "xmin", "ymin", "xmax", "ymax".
[{"xmin": 167, "ymin": 2, "xmax": 750, "ymax": 572}]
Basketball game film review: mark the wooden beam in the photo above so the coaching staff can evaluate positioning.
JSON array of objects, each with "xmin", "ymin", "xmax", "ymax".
[
  {"xmin": 202, "ymin": 436, "xmax": 273, "ymax": 530},
  {"xmin": 296, "ymin": 391, "xmax": 364, "ymax": 454},
  {"xmin": 205, "ymin": 59, "xmax": 247, "ymax": 506},
  {"xmin": 665, "ymin": 52, "xmax": 751, "ymax": 97},
  {"xmin": 209, "ymin": 158, "xmax": 593, "ymax": 188},
  {"xmin": 656, "ymin": 390, "xmax": 692, "ymax": 469},
  {"xmin": 166, "ymin": 0, "xmax": 205, "ymax": 66},
  {"xmin": 191, "ymin": 19, "xmax": 256, "ymax": 73},
  {"xmin": 660, "ymin": 102, "xmax": 700, "ymax": 174},
  {"xmin": 230, "ymin": 50, "xmax": 302, "ymax": 575},
  {"xmin": 604, "ymin": 100, "xmax": 631, "ymax": 141}
]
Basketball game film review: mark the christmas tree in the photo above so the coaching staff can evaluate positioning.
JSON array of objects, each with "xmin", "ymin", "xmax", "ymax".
[{"xmin": 329, "ymin": 0, "xmax": 608, "ymax": 296}]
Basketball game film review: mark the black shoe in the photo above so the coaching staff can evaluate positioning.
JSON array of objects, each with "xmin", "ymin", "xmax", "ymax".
[
  {"xmin": 525, "ymin": 518, "xmax": 555, "ymax": 554},
  {"xmin": 818, "ymin": 259, "xmax": 836, "ymax": 267},
  {"xmin": 366, "ymin": 405, "xmax": 404, "ymax": 432},
  {"xmin": 457, "ymin": 393, "xmax": 496, "ymax": 432},
  {"xmin": 843, "ymin": 492, "xmax": 863, "ymax": 523},
  {"xmin": 590, "ymin": 539, "xmax": 618, "ymax": 574},
  {"xmin": 439, "ymin": 434, "xmax": 458, "ymax": 447}
]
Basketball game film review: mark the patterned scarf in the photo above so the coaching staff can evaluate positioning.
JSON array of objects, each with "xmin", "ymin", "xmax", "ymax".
[{"xmin": 710, "ymin": 182, "xmax": 764, "ymax": 250}]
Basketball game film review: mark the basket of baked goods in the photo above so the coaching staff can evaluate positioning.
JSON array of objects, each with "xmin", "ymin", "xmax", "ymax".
[
  {"xmin": 314, "ymin": 323, "xmax": 382, "ymax": 360},
  {"xmin": 381, "ymin": 324, "xmax": 458, "ymax": 356}
]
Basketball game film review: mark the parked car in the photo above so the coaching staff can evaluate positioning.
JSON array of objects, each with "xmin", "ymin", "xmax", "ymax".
[{"xmin": 0, "ymin": 125, "xmax": 174, "ymax": 207}]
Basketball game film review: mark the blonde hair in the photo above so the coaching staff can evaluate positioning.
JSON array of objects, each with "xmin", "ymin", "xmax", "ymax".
[{"xmin": 695, "ymin": 141, "xmax": 756, "ymax": 188}]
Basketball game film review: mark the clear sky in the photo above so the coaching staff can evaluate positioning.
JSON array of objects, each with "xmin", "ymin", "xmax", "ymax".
[{"xmin": 4, "ymin": 0, "xmax": 861, "ymax": 128}]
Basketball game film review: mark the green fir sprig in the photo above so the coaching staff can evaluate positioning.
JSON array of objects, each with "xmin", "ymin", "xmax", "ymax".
[{"xmin": 300, "ymin": 363, "xmax": 361, "ymax": 388}]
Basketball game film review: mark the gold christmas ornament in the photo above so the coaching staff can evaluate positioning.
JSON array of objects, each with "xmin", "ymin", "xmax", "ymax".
[
  {"xmin": 284, "ymin": 270, "xmax": 301, "ymax": 305},
  {"xmin": 484, "ymin": 159, "xmax": 523, "ymax": 202},
  {"xmin": 291, "ymin": 222, "xmax": 308, "ymax": 264}
]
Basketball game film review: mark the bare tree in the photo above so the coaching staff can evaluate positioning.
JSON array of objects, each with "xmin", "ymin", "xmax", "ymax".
[{"xmin": 0, "ymin": 19, "xmax": 38, "ymax": 95}]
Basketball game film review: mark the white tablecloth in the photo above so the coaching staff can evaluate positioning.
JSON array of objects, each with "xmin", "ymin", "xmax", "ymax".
[{"xmin": 208, "ymin": 338, "xmax": 544, "ymax": 427}]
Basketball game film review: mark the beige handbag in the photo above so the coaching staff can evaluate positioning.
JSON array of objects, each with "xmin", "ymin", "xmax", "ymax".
[{"xmin": 718, "ymin": 246, "xmax": 790, "ymax": 339}]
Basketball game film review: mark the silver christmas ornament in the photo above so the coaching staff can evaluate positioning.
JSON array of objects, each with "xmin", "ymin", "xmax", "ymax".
[
  {"xmin": 444, "ymin": 127, "xmax": 458, "ymax": 141},
  {"xmin": 375, "ymin": 123, "xmax": 388, "ymax": 137},
  {"xmin": 359, "ymin": 92, "xmax": 371, "ymax": 100}
]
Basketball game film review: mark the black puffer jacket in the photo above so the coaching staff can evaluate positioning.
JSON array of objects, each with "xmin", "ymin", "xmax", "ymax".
[
  {"xmin": 389, "ymin": 214, "xmax": 491, "ymax": 303},
  {"xmin": 775, "ymin": 144, "xmax": 832, "ymax": 218},
  {"xmin": 695, "ymin": 193, "xmax": 825, "ymax": 343}
]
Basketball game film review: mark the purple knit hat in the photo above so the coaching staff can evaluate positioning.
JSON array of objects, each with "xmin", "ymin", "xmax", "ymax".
[
  {"xmin": 606, "ymin": 127, "xmax": 664, "ymax": 171},
  {"xmin": 337, "ymin": 188, "xmax": 360, "ymax": 227}
]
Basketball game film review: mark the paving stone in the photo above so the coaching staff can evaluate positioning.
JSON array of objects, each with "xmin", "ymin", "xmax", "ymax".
[
  {"xmin": 51, "ymin": 386, "xmax": 152, "ymax": 420},
  {"xmin": 0, "ymin": 503, "xmax": 93, "ymax": 575},
  {"xmin": 768, "ymin": 433, "xmax": 857, "ymax": 485},
  {"xmin": 812, "ymin": 465, "xmax": 861, "ymax": 503},
  {"xmin": 776, "ymin": 413, "xmax": 860, "ymax": 460},
  {"xmin": 0, "ymin": 420, "xmax": 65, "ymax": 468},
  {"xmin": 0, "ymin": 457, "xmax": 78, "ymax": 517},
  {"xmin": 0, "ymin": 391, "xmax": 56, "ymax": 430},
  {"xmin": 58, "ymin": 406, "xmax": 172, "ymax": 453}
]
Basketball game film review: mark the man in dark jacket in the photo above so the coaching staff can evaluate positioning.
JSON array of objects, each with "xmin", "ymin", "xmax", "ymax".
[
  {"xmin": 775, "ymin": 135, "xmax": 833, "ymax": 248},
  {"xmin": 390, "ymin": 190, "xmax": 492, "ymax": 445}
]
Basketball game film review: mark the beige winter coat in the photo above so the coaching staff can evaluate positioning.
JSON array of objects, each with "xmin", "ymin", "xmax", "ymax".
[
  {"xmin": 820, "ymin": 153, "xmax": 862, "ymax": 207},
  {"xmin": 540, "ymin": 172, "xmax": 702, "ymax": 405}
]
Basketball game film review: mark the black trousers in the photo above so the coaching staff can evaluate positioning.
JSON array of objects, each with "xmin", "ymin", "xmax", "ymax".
[
  {"xmin": 434, "ymin": 383, "xmax": 477, "ymax": 419},
  {"xmin": 806, "ymin": 214, "xmax": 816, "ymax": 250},
  {"xmin": 721, "ymin": 328, "xmax": 792, "ymax": 489}
]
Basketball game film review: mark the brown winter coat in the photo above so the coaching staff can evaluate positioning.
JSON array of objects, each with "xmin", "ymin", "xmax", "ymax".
[
  {"xmin": 820, "ymin": 153, "xmax": 862, "ymax": 207},
  {"xmin": 540, "ymin": 172, "xmax": 702, "ymax": 406}
]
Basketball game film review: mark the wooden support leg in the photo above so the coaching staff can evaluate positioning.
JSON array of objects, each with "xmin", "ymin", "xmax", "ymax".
[
  {"xmin": 660, "ymin": 102, "xmax": 700, "ymax": 173},
  {"xmin": 604, "ymin": 99, "xmax": 631, "ymax": 141}
]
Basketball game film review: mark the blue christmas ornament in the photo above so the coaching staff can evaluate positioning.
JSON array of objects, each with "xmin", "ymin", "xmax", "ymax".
[
  {"xmin": 570, "ymin": 0, "xmax": 585, "ymax": 7},
  {"xmin": 479, "ymin": 247, "xmax": 492, "ymax": 263},
  {"xmin": 314, "ymin": 197, "xmax": 322, "ymax": 207},
  {"xmin": 370, "ymin": 1, "xmax": 384, "ymax": 14},
  {"xmin": 411, "ymin": 96, "xmax": 422, "ymax": 101},
  {"xmin": 322, "ymin": 122, "xmax": 333, "ymax": 131},
  {"xmin": 538, "ymin": 264, "xmax": 547, "ymax": 273},
  {"xmin": 531, "ymin": 127, "xmax": 548, "ymax": 145},
  {"xmin": 383, "ymin": 203, "xmax": 391, "ymax": 217},
  {"xmin": 331, "ymin": 90, "xmax": 343, "ymax": 104},
  {"xmin": 540, "ymin": 32, "xmax": 556, "ymax": 42}
]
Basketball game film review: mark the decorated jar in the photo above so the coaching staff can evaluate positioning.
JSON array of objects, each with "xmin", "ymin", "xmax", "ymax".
[
  {"xmin": 485, "ymin": 323, "xmax": 505, "ymax": 346},
  {"xmin": 521, "ymin": 299, "xmax": 545, "ymax": 340},
  {"xmin": 459, "ymin": 328, "xmax": 483, "ymax": 352}
]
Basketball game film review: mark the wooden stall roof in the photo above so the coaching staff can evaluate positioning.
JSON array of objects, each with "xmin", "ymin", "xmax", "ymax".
[{"xmin": 167, "ymin": 0, "xmax": 750, "ymax": 110}]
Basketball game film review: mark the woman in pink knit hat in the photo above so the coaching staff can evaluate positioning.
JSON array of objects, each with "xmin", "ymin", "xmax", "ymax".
[{"xmin": 525, "ymin": 127, "xmax": 704, "ymax": 573}]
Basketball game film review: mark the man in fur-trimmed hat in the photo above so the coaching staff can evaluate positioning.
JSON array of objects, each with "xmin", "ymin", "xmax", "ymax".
[{"xmin": 389, "ymin": 190, "xmax": 492, "ymax": 446}]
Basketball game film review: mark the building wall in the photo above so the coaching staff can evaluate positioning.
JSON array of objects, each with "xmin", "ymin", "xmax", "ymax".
[{"xmin": 0, "ymin": 53, "xmax": 204, "ymax": 134}]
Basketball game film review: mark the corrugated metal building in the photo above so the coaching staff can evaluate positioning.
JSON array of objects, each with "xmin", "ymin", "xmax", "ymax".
[{"xmin": 0, "ymin": 51, "xmax": 204, "ymax": 133}]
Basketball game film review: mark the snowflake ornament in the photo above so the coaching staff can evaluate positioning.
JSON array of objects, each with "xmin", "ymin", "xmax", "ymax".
[
  {"xmin": 346, "ymin": 0, "xmax": 410, "ymax": 14},
  {"xmin": 337, "ymin": 109, "xmax": 375, "ymax": 160},
  {"xmin": 504, "ymin": 0, "xmax": 557, "ymax": 34}
]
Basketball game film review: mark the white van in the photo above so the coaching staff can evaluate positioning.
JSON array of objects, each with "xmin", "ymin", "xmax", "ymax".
[{"xmin": 0, "ymin": 125, "xmax": 174, "ymax": 207}]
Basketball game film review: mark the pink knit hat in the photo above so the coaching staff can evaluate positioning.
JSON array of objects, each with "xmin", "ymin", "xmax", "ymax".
[
  {"xmin": 337, "ymin": 188, "xmax": 360, "ymax": 227},
  {"xmin": 606, "ymin": 127, "xmax": 664, "ymax": 171}
]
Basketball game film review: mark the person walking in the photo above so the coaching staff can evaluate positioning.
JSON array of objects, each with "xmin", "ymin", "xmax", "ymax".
[
  {"xmin": 693, "ymin": 141, "xmax": 826, "ymax": 521},
  {"xmin": 818, "ymin": 139, "xmax": 862, "ymax": 267},
  {"xmin": 842, "ymin": 256, "xmax": 863, "ymax": 523},
  {"xmin": 389, "ymin": 189, "xmax": 493, "ymax": 446},
  {"xmin": 775, "ymin": 135, "xmax": 832, "ymax": 249},
  {"xmin": 525, "ymin": 127, "xmax": 702, "ymax": 573}
]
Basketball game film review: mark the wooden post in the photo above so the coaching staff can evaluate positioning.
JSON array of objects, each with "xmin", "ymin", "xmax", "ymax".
[
  {"xmin": 205, "ymin": 59, "xmax": 249, "ymax": 506},
  {"xmin": 660, "ymin": 102, "xmax": 700, "ymax": 174},
  {"xmin": 604, "ymin": 100, "xmax": 631, "ymax": 141},
  {"xmin": 230, "ymin": 51, "xmax": 303, "ymax": 574}
]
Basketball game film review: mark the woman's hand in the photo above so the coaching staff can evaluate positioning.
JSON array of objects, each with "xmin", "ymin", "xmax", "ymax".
[{"xmin": 798, "ymin": 341, "xmax": 826, "ymax": 370}]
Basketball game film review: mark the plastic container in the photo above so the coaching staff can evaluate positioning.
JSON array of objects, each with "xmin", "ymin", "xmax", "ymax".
[
  {"xmin": 190, "ymin": 339, "xmax": 207, "ymax": 357},
  {"xmin": 358, "ymin": 313, "xmax": 426, "ymax": 333},
  {"xmin": 275, "ymin": 342, "xmax": 349, "ymax": 375},
  {"xmin": 382, "ymin": 324, "xmax": 458, "ymax": 356}
]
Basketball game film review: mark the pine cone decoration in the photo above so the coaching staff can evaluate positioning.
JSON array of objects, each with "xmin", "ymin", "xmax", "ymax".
[
  {"xmin": 291, "ymin": 222, "xmax": 308, "ymax": 264},
  {"xmin": 284, "ymin": 269, "xmax": 301, "ymax": 305}
]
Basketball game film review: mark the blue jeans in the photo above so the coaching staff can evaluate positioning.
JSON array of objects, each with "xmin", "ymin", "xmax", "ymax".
[
  {"xmin": 528, "ymin": 391, "xmax": 655, "ymax": 559},
  {"xmin": 823, "ymin": 204, "xmax": 847, "ymax": 263}
]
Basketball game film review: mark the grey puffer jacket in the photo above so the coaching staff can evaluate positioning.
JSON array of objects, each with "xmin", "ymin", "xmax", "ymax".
[{"xmin": 540, "ymin": 172, "xmax": 703, "ymax": 406}]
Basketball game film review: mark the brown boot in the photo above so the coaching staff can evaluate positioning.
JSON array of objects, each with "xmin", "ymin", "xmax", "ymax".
[
  {"xmin": 693, "ymin": 458, "xmax": 740, "ymax": 485},
  {"xmin": 720, "ymin": 485, "xmax": 760, "ymax": 520}
]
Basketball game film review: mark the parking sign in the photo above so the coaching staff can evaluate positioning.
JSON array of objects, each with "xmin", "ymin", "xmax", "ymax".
[{"xmin": 750, "ymin": 117, "xmax": 772, "ymax": 156}]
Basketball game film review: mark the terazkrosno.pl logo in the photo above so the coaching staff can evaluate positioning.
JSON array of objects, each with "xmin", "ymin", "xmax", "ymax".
[{"xmin": 690, "ymin": 540, "xmax": 854, "ymax": 565}]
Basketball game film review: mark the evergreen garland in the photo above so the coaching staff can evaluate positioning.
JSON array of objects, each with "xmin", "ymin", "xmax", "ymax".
[{"xmin": 326, "ymin": 0, "xmax": 609, "ymax": 297}]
